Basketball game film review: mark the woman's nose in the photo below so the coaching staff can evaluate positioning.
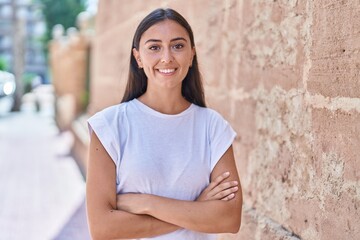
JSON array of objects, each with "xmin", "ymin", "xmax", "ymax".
[{"xmin": 161, "ymin": 49, "xmax": 174, "ymax": 63}]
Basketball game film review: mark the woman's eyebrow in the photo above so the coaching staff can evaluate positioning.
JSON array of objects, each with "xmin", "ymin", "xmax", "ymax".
[
  {"xmin": 171, "ymin": 37, "xmax": 187, "ymax": 42},
  {"xmin": 144, "ymin": 37, "xmax": 187, "ymax": 44}
]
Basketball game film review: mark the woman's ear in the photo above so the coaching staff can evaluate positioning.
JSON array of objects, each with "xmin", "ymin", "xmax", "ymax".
[{"xmin": 133, "ymin": 48, "xmax": 142, "ymax": 68}]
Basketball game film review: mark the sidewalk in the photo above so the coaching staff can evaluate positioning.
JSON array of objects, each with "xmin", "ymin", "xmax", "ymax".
[{"xmin": 0, "ymin": 86, "xmax": 90, "ymax": 240}]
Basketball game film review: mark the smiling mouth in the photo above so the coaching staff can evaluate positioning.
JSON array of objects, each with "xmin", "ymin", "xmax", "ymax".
[{"xmin": 158, "ymin": 68, "xmax": 176, "ymax": 74}]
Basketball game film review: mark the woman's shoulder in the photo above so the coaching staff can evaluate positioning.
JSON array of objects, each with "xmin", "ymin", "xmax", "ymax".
[
  {"xmin": 194, "ymin": 105, "xmax": 234, "ymax": 132},
  {"xmin": 89, "ymin": 102, "xmax": 130, "ymax": 122},
  {"xmin": 100, "ymin": 102, "xmax": 128, "ymax": 114},
  {"xmin": 193, "ymin": 105, "xmax": 225, "ymax": 120}
]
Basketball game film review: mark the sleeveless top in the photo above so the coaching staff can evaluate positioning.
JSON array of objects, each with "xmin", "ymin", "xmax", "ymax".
[{"xmin": 88, "ymin": 99, "xmax": 236, "ymax": 240}]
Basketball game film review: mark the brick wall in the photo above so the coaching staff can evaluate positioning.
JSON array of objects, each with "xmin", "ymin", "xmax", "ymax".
[{"xmin": 89, "ymin": 1, "xmax": 360, "ymax": 239}]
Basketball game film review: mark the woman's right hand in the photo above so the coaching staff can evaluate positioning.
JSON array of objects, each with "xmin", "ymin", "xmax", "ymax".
[{"xmin": 196, "ymin": 171, "xmax": 239, "ymax": 202}]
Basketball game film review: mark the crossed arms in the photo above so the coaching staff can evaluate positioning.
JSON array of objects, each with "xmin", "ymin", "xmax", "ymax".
[{"xmin": 86, "ymin": 131, "xmax": 243, "ymax": 240}]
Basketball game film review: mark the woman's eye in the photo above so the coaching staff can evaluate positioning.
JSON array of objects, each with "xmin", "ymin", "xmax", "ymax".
[
  {"xmin": 173, "ymin": 44, "xmax": 184, "ymax": 50},
  {"xmin": 149, "ymin": 45, "xmax": 160, "ymax": 51}
]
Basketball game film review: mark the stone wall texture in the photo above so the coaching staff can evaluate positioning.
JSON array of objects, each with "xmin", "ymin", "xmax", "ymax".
[
  {"xmin": 89, "ymin": 1, "xmax": 360, "ymax": 239},
  {"xmin": 50, "ymin": 34, "xmax": 89, "ymax": 130}
]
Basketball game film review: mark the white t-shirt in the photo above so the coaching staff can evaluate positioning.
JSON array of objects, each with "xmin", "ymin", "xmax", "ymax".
[{"xmin": 88, "ymin": 99, "xmax": 236, "ymax": 240}]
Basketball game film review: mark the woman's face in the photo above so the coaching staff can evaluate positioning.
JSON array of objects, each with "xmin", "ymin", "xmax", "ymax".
[{"xmin": 133, "ymin": 20, "xmax": 195, "ymax": 91}]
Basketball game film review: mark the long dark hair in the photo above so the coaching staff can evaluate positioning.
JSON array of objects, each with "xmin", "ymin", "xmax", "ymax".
[{"xmin": 121, "ymin": 8, "xmax": 206, "ymax": 107}]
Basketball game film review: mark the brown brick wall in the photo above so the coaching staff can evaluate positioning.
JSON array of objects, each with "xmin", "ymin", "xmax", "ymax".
[
  {"xmin": 308, "ymin": 1, "xmax": 360, "ymax": 98},
  {"xmin": 89, "ymin": 1, "xmax": 360, "ymax": 239}
]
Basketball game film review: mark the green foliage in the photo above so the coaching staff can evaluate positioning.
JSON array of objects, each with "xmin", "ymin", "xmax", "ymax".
[
  {"xmin": 38, "ymin": 0, "xmax": 85, "ymax": 45},
  {"xmin": 22, "ymin": 73, "xmax": 37, "ymax": 93},
  {"xmin": 81, "ymin": 89, "xmax": 90, "ymax": 111},
  {"xmin": 0, "ymin": 57, "xmax": 8, "ymax": 71}
]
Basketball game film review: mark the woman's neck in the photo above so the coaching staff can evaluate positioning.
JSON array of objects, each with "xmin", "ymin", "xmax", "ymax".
[{"xmin": 137, "ymin": 90, "xmax": 190, "ymax": 115}]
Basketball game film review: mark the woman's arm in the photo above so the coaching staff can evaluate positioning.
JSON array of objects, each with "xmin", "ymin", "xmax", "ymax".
[
  {"xmin": 196, "ymin": 171, "xmax": 239, "ymax": 201},
  {"xmin": 117, "ymin": 146, "xmax": 243, "ymax": 234},
  {"xmin": 86, "ymin": 131, "xmax": 179, "ymax": 239},
  {"xmin": 87, "ymin": 131, "xmax": 238, "ymax": 239}
]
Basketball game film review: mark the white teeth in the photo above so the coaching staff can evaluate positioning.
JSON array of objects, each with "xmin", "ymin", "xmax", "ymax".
[{"xmin": 158, "ymin": 69, "xmax": 175, "ymax": 74}]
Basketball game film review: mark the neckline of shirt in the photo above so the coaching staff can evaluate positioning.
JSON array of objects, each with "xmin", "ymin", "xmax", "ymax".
[{"xmin": 131, "ymin": 98, "xmax": 195, "ymax": 118}]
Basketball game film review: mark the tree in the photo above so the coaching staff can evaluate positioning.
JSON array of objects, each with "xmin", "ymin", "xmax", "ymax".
[
  {"xmin": 11, "ymin": 0, "xmax": 25, "ymax": 111},
  {"xmin": 0, "ymin": 57, "xmax": 8, "ymax": 71},
  {"xmin": 38, "ymin": 0, "xmax": 85, "ymax": 46}
]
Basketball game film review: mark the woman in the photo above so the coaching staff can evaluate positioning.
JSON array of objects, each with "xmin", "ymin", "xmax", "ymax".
[{"xmin": 87, "ymin": 8, "xmax": 242, "ymax": 240}]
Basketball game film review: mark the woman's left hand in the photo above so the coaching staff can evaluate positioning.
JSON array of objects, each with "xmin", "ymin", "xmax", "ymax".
[
  {"xmin": 196, "ymin": 171, "xmax": 238, "ymax": 201},
  {"xmin": 117, "ymin": 193, "xmax": 148, "ymax": 214}
]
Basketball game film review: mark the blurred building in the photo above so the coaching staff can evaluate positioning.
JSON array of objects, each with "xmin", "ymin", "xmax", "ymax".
[{"xmin": 0, "ymin": 0, "xmax": 47, "ymax": 82}]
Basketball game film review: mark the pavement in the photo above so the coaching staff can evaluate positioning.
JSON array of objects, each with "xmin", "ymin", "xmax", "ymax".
[{"xmin": 0, "ymin": 85, "xmax": 91, "ymax": 240}]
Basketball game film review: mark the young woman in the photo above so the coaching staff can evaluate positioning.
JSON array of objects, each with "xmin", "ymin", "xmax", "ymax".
[{"xmin": 86, "ymin": 8, "xmax": 242, "ymax": 240}]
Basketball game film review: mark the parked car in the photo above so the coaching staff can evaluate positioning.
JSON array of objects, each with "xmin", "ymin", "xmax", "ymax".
[{"xmin": 0, "ymin": 70, "xmax": 16, "ymax": 114}]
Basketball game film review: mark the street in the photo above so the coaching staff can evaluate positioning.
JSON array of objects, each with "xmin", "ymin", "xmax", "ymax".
[{"xmin": 0, "ymin": 86, "xmax": 90, "ymax": 239}]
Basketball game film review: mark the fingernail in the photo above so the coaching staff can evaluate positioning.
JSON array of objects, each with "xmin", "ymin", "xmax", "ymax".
[
  {"xmin": 224, "ymin": 172, "xmax": 230, "ymax": 176},
  {"xmin": 233, "ymin": 186, "xmax": 239, "ymax": 191},
  {"xmin": 233, "ymin": 181, "xmax": 238, "ymax": 185}
]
